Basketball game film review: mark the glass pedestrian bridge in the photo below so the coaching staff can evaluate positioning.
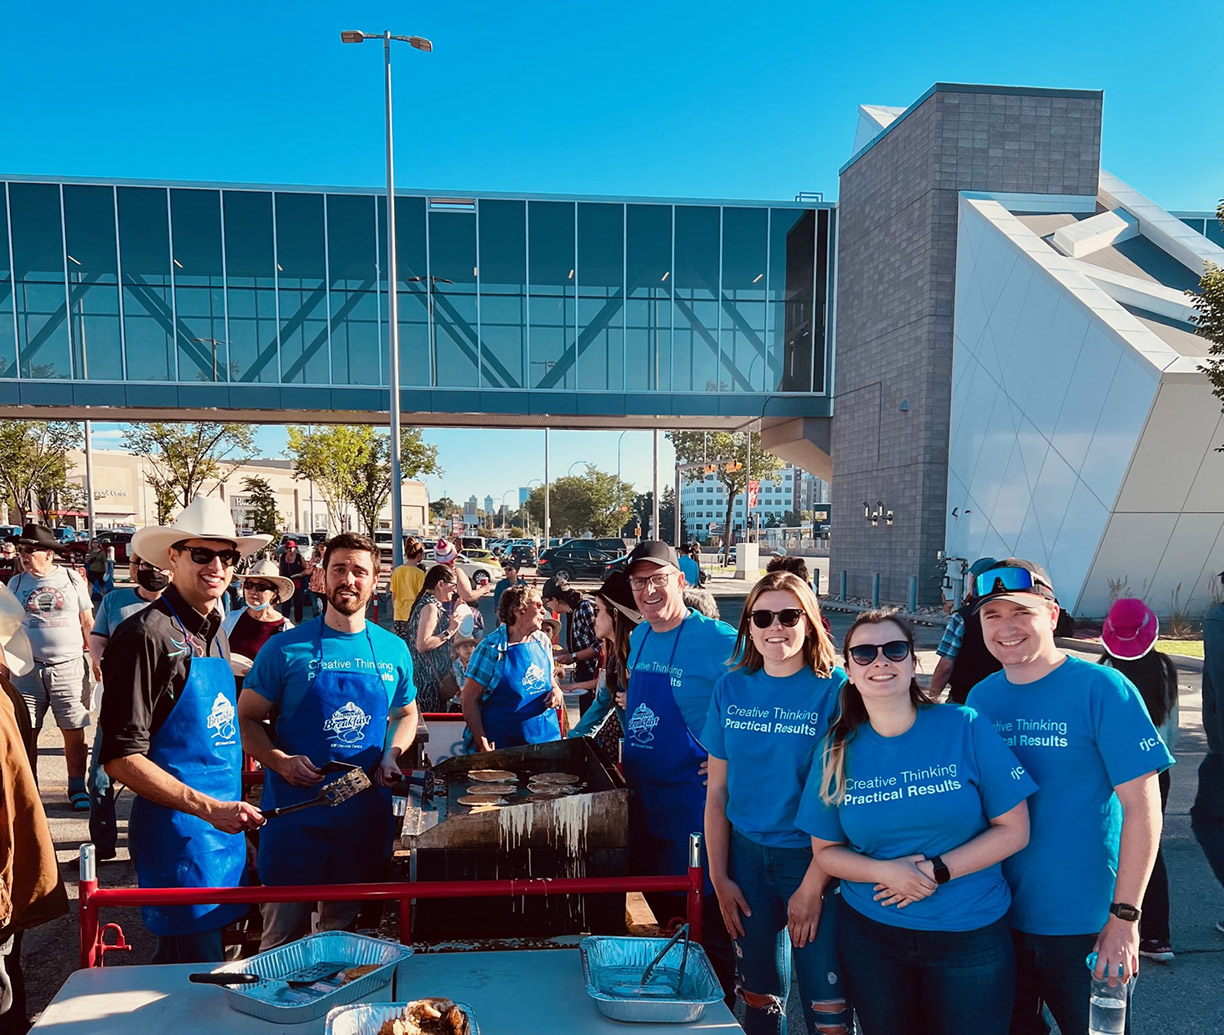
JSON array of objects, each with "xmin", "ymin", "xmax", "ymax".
[{"xmin": 0, "ymin": 176, "xmax": 834, "ymax": 429}]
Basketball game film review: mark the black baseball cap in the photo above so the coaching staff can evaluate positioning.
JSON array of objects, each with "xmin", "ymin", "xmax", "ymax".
[
  {"xmin": 971, "ymin": 558, "xmax": 1056, "ymax": 613},
  {"xmin": 626, "ymin": 540, "xmax": 679, "ymax": 572}
]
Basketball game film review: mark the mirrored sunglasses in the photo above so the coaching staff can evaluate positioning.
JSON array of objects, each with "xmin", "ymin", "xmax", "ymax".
[
  {"xmin": 749, "ymin": 608, "xmax": 805, "ymax": 629},
  {"xmin": 847, "ymin": 640, "xmax": 912, "ymax": 666},
  {"xmin": 975, "ymin": 565, "xmax": 1047, "ymax": 600}
]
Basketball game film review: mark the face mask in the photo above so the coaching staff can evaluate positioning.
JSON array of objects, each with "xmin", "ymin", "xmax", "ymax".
[
  {"xmin": 247, "ymin": 600, "xmax": 272, "ymax": 612},
  {"xmin": 136, "ymin": 567, "xmax": 170, "ymax": 593}
]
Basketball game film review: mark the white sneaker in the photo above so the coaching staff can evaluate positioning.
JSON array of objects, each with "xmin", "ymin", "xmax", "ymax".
[{"xmin": 1216, "ymin": 920, "xmax": 1224, "ymax": 935}]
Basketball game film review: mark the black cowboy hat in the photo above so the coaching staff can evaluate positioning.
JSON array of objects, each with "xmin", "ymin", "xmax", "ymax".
[{"xmin": 6, "ymin": 524, "xmax": 64, "ymax": 552}]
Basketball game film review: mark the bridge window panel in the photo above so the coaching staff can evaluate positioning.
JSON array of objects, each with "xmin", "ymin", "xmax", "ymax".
[
  {"xmin": 169, "ymin": 189, "xmax": 228, "ymax": 382},
  {"xmin": 428, "ymin": 209, "xmax": 478, "ymax": 388},
  {"xmin": 624, "ymin": 204, "xmax": 673, "ymax": 391},
  {"xmin": 222, "ymin": 190, "xmax": 278, "ymax": 384},
  {"xmin": 813, "ymin": 209, "xmax": 831, "ymax": 393},
  {"xmin": 9, "ymin": 182, "xmax": 71, "ymax": 379},
  {"xmin": 63, "ymin": 185, "xmax": 122, "ymax": 381},
  {"xmin": 0, "ymin": 189, "xmax": 15, "ymax": 377},
  {"xmin": 275, "ymin": 192, "xmax": 329, "ymax": 385},
  {"xmin": 527, "ymin": 201, "xmax": 575, "ymax": 390},
  {"xmin": 576, "ymin": 203, "xmax": 624, "ymax": 391},
  {"xmin": 327, "ymin": 193, "xmax": 380, "ymax": 387},
  {"xmin": 768, "ymin": 208, "xmax": 816, "ymax": 393},
  {"xmin": 477, "ymin": 200, "xmax": 525, "ymax": 389},
  {"xmin": 117, "ymin": 186, "xmax": 175, "ymax": 382},
  {"xmin": 377, "ymin": 195, "xmax": 429, "ymax": 388},
  {"xmin": 720, "ymin": 206, "xmax": 768, "ymax": 392},
  {"xmin": 673, "ymin": 206, "xmax": 720, "ymax": 392}
]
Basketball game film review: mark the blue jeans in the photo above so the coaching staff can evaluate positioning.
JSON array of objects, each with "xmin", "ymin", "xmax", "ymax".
[
  {"xmin": 1010, "ymin": 929, "xmax": 1132, "ymax": 1035},
  {"xmin": 728, "ymin": 830, "xmax": 850, "ymax": 1035},
  {"xmin": 1191, "ymin": 753, "xmax": 1224, "ymax": 890},
  {"xmin": 86, "ymin": 734, "xmax": 116, "ymax": 857},
  {"xmin": 151, "ymin": 927, "xmax": 225, "ymax": 965},
  {"xmin": 839, "ymin": 904, "xmax": 1014, "ymax": 1035}
]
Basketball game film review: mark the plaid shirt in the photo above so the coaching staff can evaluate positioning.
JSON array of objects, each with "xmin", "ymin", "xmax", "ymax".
[
  {"xmin": 568, "ymin": 599, "xmax": 599, "ymax": 683},
  {"xmin": 465, "ymin": 624, "xmax": 554, "ymax": 693},
  {"xmin": 935, "ymin": 611, "xmax": 965, "ymax": 658}
]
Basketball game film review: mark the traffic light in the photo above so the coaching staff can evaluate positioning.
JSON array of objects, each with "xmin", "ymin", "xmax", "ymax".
[{"xmin": 725, "ymin": 461, "xmax": 743, "ymax": 473}]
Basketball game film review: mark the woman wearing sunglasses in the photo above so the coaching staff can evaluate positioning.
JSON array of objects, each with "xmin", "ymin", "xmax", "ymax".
[
  {"xmin": 223, "ymin": 559, "xmax": 296, "ymax": 689},
  {"xmin": 702, "ymin": 571, "xmax": 851, "ymax": 1035},
  {"xmin": 796, "ymin": 610, "xmax": 1036, "ymax": 1034}
]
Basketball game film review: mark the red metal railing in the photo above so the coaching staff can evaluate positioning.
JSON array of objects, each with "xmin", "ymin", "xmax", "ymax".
[{"xmin": 78, "ymin": 835, "xmax": 705, "ymax": 968}]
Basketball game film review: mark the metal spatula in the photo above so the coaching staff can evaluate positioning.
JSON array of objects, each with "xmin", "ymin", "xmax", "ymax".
[
  {"xmin": 188, "ymin": 961, "xmax": 350, "ymax": 988},
  {"xmin": 612, "ymin": 924, "xmax": 691, "ymax": 998},
  {"xmin": 260, "ymin": 768, "xmax": 372, "ymax": 818}
]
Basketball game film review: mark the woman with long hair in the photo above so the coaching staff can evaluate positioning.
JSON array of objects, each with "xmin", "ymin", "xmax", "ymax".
[
  {"xmin": 702, "ymin": 571, "xmax": 851, "ymax": 1035},
  {"xmin": 406, "ymin": 564, "xmax": 466, "ymax": 713},
  {"xmin": 542, "ymin": 577, "xmax": 601, "ymax": 712},
  {"xmin": 572, "ymin": 570, "xmax": 641, "ymax": 743},
  {"xmin": 1098, "ymin": 597, "xmax": 1180, "ymax": 962},
  {"xmin": 797, "ymin": 610, "xmax": 1035, "ymax": 1035}
]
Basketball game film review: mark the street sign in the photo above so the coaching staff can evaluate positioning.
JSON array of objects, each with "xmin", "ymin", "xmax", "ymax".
[{"xmin": 747, "ymin": 480, "xmax": 759, "ymax": 508}]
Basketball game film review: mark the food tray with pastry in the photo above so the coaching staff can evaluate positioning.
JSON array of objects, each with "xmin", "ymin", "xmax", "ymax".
[
  {"xmin": 200, "ymin": 930, "xmax": 412, "ymax": 1024},
  {"xmin": 325, "ymin": 998, "xmax": 479, "ymax": 1035}
]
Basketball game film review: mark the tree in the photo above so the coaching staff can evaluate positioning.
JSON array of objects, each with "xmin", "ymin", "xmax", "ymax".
[
  {"xmin": 622, "ymin": 487, "xmax": 677, "ymax": 544},
  {"xmin": 430, "ymin": 497, "xmax": 458, "ymax": 519},
  {"xmin": 147, "ymin": 476, "xmax": 177, "ymax": 526},
  {"xmin": 0, "ymin": 421, "xmax": 82, "ymax": 521},
  {"xmin": 1192, "ymin": 198, "xmax": 1224, "ymax": 449},
  {"xmin": 668, "ymin": 431, "xmax": 782, "ymax": 562},
  {"xmin": 242, "ymin": 476, "xmax": 282, "ymax": 536},
  {"xmin": 125, "ymin": 422, "xmax": 257, "ymax": 509},
  {"xmin": 524, "ymin": 465, "xmax": 636, "ymax": 537},
  {"xmin": 287, "ymin": 425, "xmax": 442, "ymax": 538}
]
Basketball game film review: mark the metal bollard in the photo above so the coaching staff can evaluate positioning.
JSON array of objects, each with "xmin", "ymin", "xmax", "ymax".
[
  {"xmin": 812, "ymin": 569, "xmax": 821, "ymax": 597},
  {"xmin": 839, "ymin": 570, "xmax": 847, "ymax": 601},
  {"xmin": 871, "ymin": 573, "xmax": 880, "ymax": 608},
  {"xmin": 908, "ymin": 575, "xmax": 918, "ymax": 613}
]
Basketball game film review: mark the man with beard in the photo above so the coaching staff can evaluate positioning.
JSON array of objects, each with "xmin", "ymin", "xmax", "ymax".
[
  {"xmin": 238, "ymin": 532, "xmax": 418, "ymax": 948},
  {"xmin": 101, "ymin": 497, "xmax": 269, "ymax": 963}
]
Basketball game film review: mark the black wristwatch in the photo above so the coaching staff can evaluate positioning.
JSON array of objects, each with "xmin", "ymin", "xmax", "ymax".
[
  {"xmin": 1109, "ymin": 902, "xmax": 1141, "ymax": 922},
  {"xmin": 928, "ymin": 855, "xmax": 951, "ymax": 885}
]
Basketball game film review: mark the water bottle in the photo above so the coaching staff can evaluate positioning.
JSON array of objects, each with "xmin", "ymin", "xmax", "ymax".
[{"xmin": 1086, "ymin": 952, "xmax": 1128, "ymax": 1035}]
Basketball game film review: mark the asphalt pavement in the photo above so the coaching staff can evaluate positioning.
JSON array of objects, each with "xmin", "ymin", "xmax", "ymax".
[{"xmin": 17, "ymin": 584, "xmax": 1224, "ymax": 1033}]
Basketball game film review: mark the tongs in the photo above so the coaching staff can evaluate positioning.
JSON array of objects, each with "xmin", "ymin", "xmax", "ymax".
[
  {"xmin": 260, "ymin": 762, "xmax": 371, "ymax": 818},
  {"xmin": 614, "ymin": 923, "xmax": 691, "ymax": 998}
]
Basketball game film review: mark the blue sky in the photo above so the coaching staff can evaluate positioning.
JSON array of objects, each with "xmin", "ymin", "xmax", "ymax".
[{"xmin": 5, "ymin": 1, "xmax": 1222, "ymax": 502}]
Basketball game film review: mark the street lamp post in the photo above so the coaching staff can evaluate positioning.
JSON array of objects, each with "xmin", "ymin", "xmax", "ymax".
[
  {"xmin": 500, "ymin": 488, "xmax": 515, "ymax": 536},
  {"xmin": 193, "ymin": 337, "xmax": 225, "ymax": 382},
  {"xmin": 567, "ymin": 461, "xmax": 587, "ymax": 477},
  {"xmin": 615, "ymin": 429, "xmax": 629, "ymax": 482},
  {"xmin": 543, "ymin": 429, "xmax": 550, "ymax": 549},
  {"xmin": 341, "ymin": 27, "xmax": 433, "ymax": 567}
]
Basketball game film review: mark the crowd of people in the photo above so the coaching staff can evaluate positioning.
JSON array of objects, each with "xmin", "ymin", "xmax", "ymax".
[{"xmin": 0, "ymin": 499, "xmax": 1221, "ymax": 1035}]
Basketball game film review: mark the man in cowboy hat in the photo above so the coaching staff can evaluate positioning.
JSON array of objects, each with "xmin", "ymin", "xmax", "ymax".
[
  {"xmin": 99, "ymin": 497, "xmax": 270, "ymax": 964},
  {"xmin": 238, "ymin": 531, "xmax": 418, "ymax": 949},
  {"xmin": 6, "ymin": 523, "xmax": 95, "ymax": 803}
]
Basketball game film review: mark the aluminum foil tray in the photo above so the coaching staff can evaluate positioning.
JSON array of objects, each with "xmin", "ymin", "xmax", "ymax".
[
  {"xmin": 208, "ymin": 930, "xmax": 412, "ymax": 1024},
  {"xmin": 326, "ymin": 1000, "xmax": 480, "ymax": 1035},
  {"xmin": 579, "ymin": 935, "xmax": 723, "ymax": 1024}
]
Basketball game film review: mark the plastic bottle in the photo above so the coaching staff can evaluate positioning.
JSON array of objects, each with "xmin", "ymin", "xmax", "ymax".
[{"xmin": 1086, "ymin": 952, "xmax": 1128, "ymax": 1035}]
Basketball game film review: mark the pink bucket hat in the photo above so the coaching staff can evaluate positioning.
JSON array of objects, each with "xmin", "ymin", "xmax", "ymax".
[
  {"xmin": 435, "ymin": 538, "xmax": 458, "ymax": 564},
  {"xmin": 1101, "ymin": 598, "xmax": 1158, "ymax": 661}
]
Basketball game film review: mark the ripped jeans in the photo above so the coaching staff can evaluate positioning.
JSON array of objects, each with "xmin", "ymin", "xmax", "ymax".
[{"xmin": 728, "ymin": 829, "xmax": 850, "ymax": 1035}]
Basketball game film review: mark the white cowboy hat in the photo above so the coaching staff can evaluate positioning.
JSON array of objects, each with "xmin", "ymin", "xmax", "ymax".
[
  {"xmin": 233, "ymin": 558, "xmax": 296, "ymax": 603},
  {"xmin": 131, "ymin": 496, "xmax": 271, "ymax": 564}
]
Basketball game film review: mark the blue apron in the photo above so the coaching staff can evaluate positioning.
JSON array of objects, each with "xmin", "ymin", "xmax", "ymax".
[
  {"xmin": 623, "ymin": 618, "xmax": 710, "ymax": 885},
  {"xmin": 480, "ymin": 635, "xmax": 561, "ymax": 748},
  {"xmin": 129, "ymin": 601, "xmax": 247, "ymax": 936},
  {"xmin": 257, "ymin": 619, "xmax": 392, "ymax": 886}
]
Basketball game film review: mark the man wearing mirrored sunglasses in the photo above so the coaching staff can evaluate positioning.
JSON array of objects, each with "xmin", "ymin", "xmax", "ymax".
[
  {"xmin": 100, "ymin": 497, "xmax": 271, "ymax": 964},
  {"xmin": 622, "ymin": 539, "xmax": 738, "ymax": 1003},
  {"xmin": 966, "ymin": 558, "xmax": 1171, "ymax": 1035}
]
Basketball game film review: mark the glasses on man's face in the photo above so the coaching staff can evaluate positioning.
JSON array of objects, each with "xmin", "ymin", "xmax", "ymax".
[
  {"xmin": 846, "ymin": 640, "xmax": 912, "ymax": 666},
  {"xmin": 182, "ymin": 546, "xmax": 241, "ymax": 568},
  {"xmin": 16, "ymin": 546, "xmax": 40, "ymax": 556},
  {"xmin": 749, "ymin": 608, "xmax": 805, "ymax": 630},
  {"xmin": 629, "ymin": 571, "xmax": 673, "ymax": 592}
]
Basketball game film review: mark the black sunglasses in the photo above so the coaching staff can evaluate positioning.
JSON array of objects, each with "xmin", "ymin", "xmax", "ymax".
[
  {"xmin": 749, "ymin": 607, "xmax": 805, "ymax": 629},
  {"xmin": 244, "ymin": 581, "xmax": 277, "ymax": 594},
  {"xmin": 847, "ymin": 640, "xmax": 912, "ymax": 666},
  {"xmin": 180, "ymin": 545, "xmax": 241, "ymax": 568}
]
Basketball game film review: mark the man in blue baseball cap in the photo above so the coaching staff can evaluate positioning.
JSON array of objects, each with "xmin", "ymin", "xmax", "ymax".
[{"xmin": 967, "ymin": 558, "xmax": 1172, "ymax": 1035}]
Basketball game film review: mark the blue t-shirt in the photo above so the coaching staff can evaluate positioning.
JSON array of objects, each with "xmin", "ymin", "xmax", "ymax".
[
  {"xmin": 677, "ymin": 556, "xmax": 700, "ymax": 586},
  {"xmin": 968, "ymin": 655, "xmax": 1174, "ymax": 935},
  {"xmin": 797, "ymin": 704, "xmax": 1036, "ymax": 932},
  {"xmin": 245, "ymin": 617, "xmax": 416, "ymax": 720},
  {"xmin": 627, "ymin": 609, "xmax": 737, "ymax": 742},
  {"xmin": 94, "ymin": 588, "xmax": 153, "ymax": 638},
  {"xmin": 703, "ymin": 665, "xmax": 847, "ymax": 848}
]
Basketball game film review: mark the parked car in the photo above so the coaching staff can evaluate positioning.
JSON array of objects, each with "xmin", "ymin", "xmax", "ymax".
[
  {"xmin": 276, "ymin": 532, "xmax": 312, "ymax": 557},
  {"xmin": 602, "ymin": 553, "xmax": 630, "ymax": 576},
  {"xmin": 562, "ymin": 537, "xmax": 628, "ymax": 556},
  {"xmin": 423, "ymin": 548, "xmax": 501, "ymax": 588},
  {"xmin": 536, "ymin": 544, "xmax": 615, "ymax": 581},
  {"xmin": 52, "ymin": 526, "xmax": 78, "ymax": 544},
  {"xmin": 92, "ymin": 530, "xmax": 133, "ymax": 565},
  {"xmin": 0, "ymin": 525, "xmax": 19, "ymax": 542},
  {"xmin": 508, "ymin": 544, "xmax": 537, "ymax": 567}
]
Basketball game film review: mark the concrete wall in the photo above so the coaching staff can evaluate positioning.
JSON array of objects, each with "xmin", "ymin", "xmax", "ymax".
[{"xmin": 830, "ymin": 84, "xmax": 1103, "ymax": 603}]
